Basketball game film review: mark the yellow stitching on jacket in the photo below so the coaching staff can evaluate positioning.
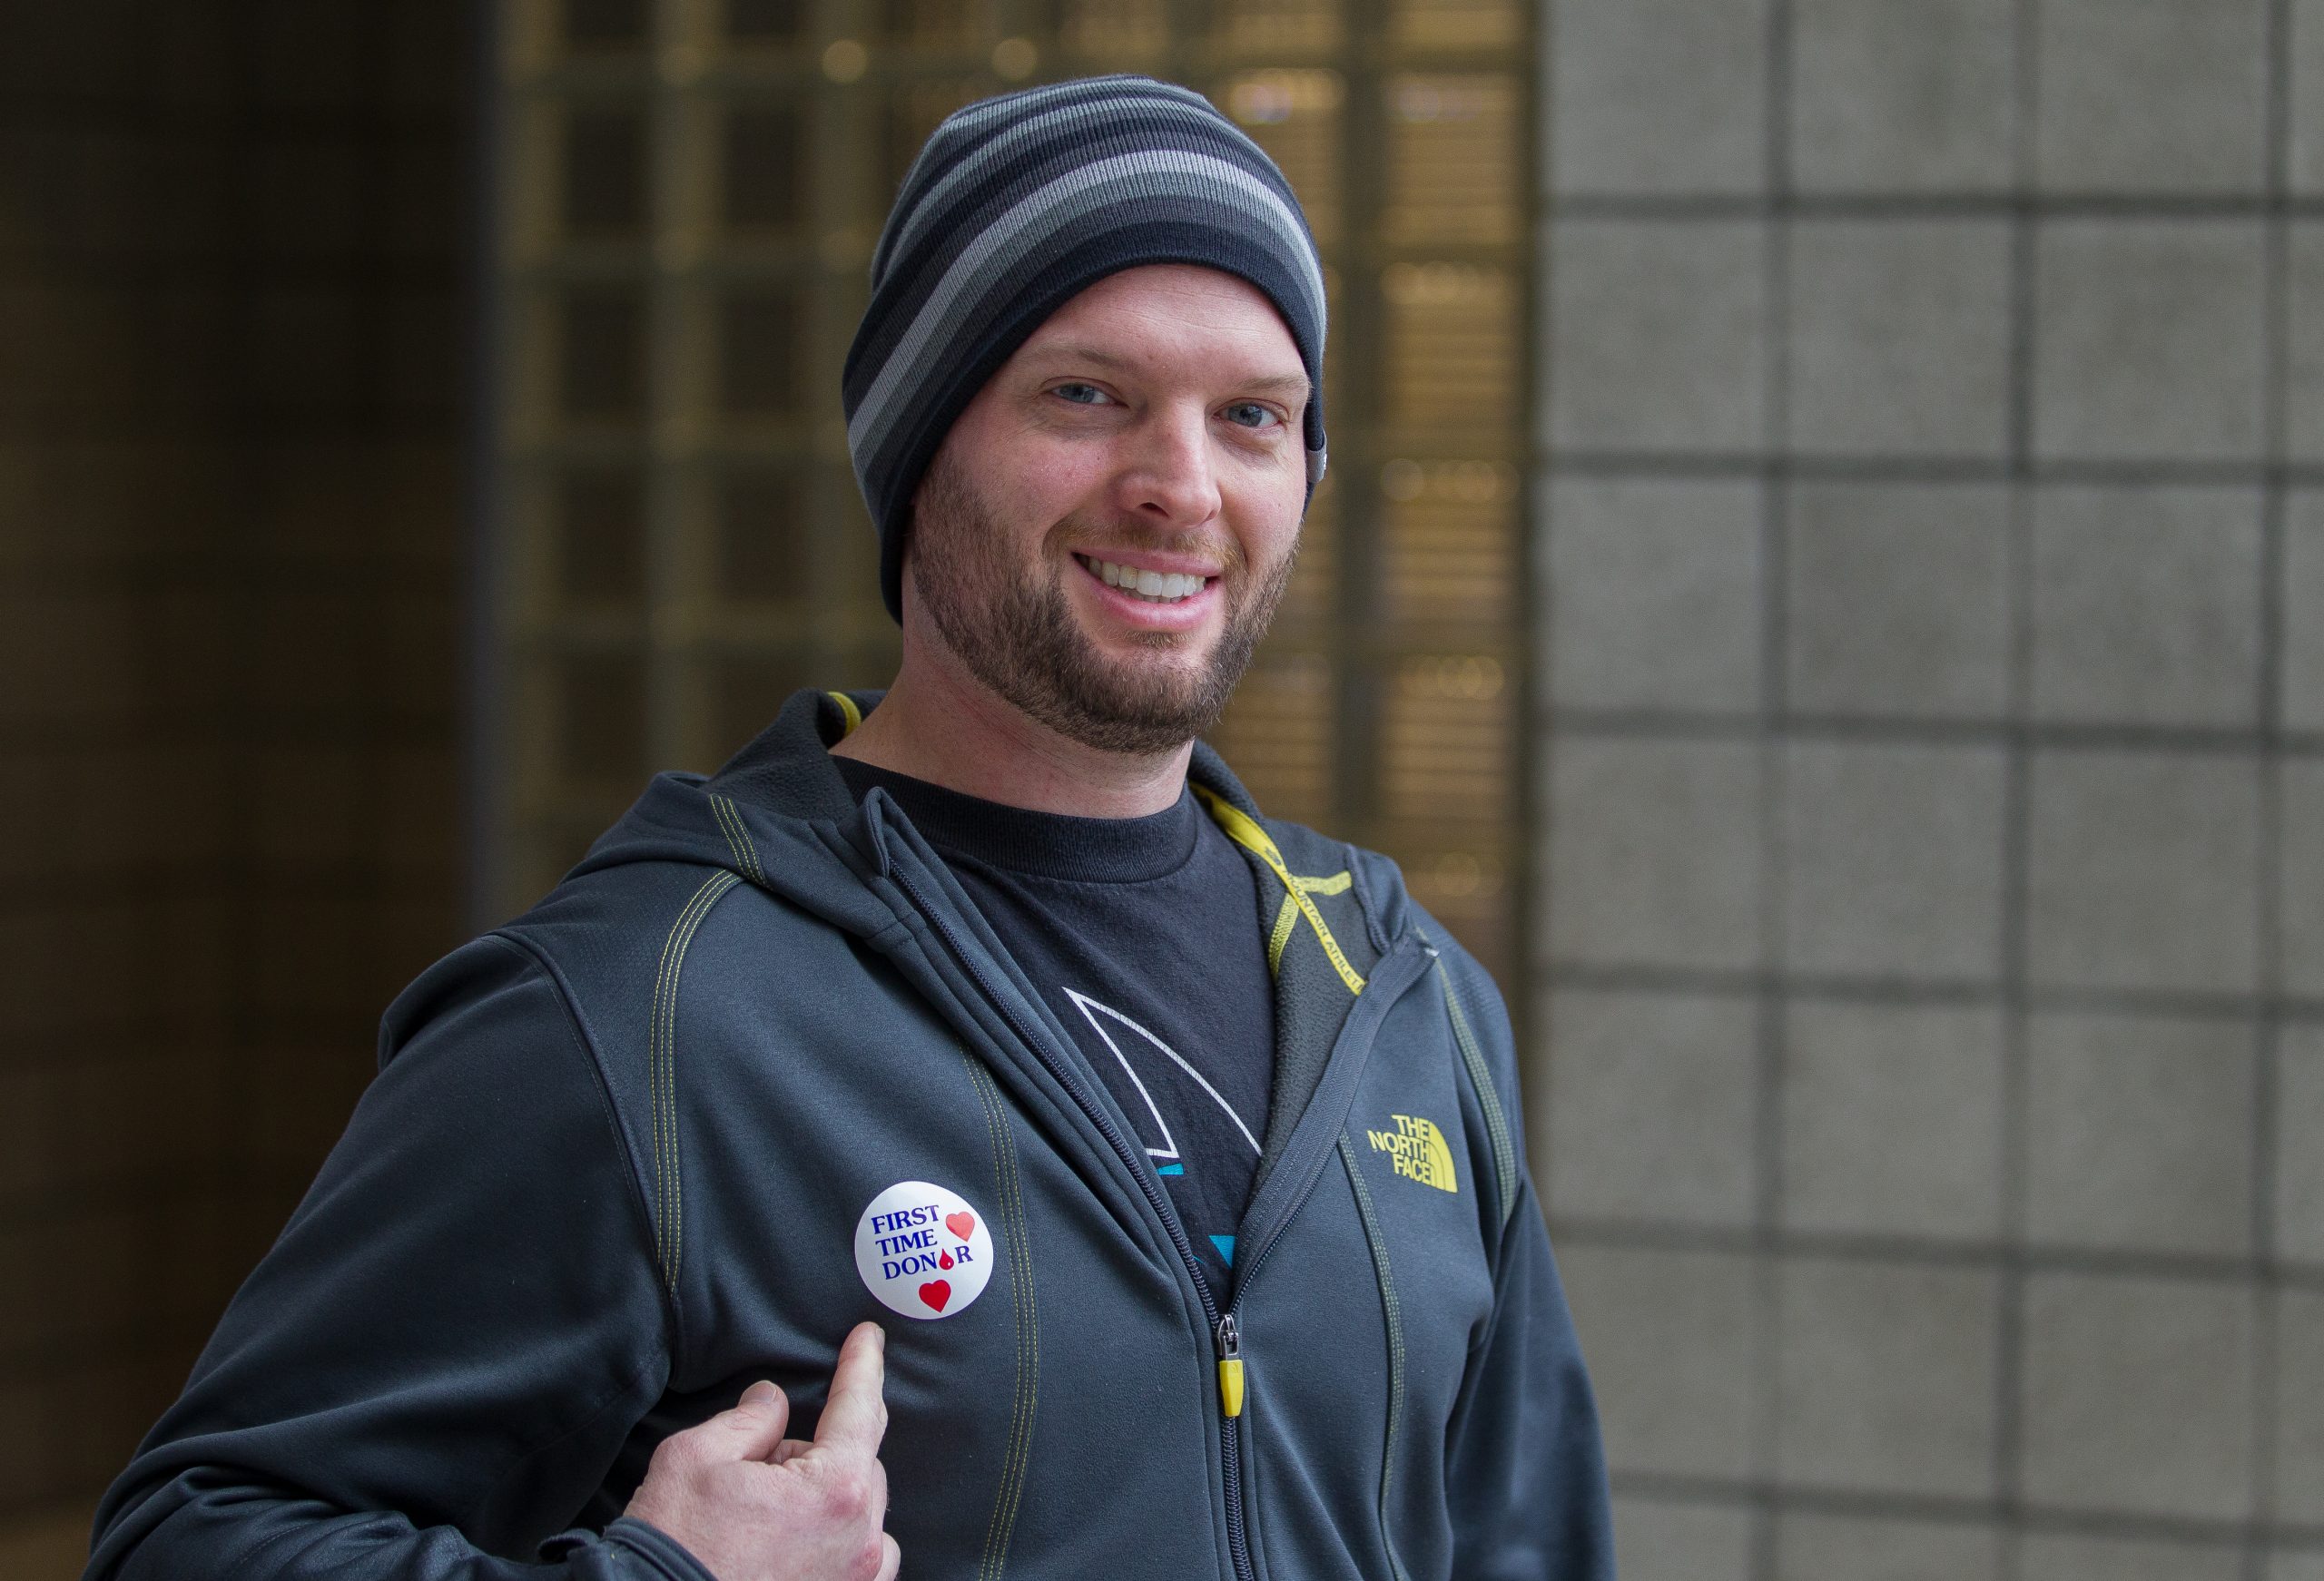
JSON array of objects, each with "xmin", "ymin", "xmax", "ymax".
[
  {"xmin": 1340, "ymin": 1134, "xmax": 1413, "ymax": 1581},
  {"xmin": 1435, "ymin": 958, "xmax": 1517, "ymax": 1228},
  {"xmin": 649, "ymin": 871, "xmax": 739, "ymax": 1291},
  {"xmin": 709, "ymin": 793, "xmax": 766, "ymax": 887},
  {"xmin": 960, "ymin": 1056, "xmax": 1037, "ymax": 1579},
  {"xmin": 1192, "ymin": 786, "xmax": 1365, "ymax": 994},
  {"xmin": 960, "ymin": 1059, "xmax": 1018, "ymax": 1577},
  {"xmin": 990, "ymin": 1065, "xmax": 1037, "ymax": 1567}
]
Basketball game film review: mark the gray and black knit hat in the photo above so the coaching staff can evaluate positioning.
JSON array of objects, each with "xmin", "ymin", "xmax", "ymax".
[{"xmin": 842, "ymin": 74, "xmax": 1329, "ymax": 620}]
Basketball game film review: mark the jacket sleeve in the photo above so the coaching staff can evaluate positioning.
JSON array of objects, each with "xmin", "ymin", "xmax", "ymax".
[
  {"xmin": 1437, "ymin": 949, "xmax": 1616, "ymax": 1581},
  {"xmin": 84, "ymin": 936, "xmax": 712, "ymax": 1581}
]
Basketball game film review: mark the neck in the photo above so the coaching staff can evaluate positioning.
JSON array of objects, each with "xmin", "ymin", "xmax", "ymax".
[{"xmin": 831, "ymin": 643, "xmax": 1194, "ymax": 820}]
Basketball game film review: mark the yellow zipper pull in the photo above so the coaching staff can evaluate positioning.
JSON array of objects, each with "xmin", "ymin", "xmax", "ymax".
[{"xmin": 1216, "ymin": 1313, "xmax": 1245, "ymax": 1419}]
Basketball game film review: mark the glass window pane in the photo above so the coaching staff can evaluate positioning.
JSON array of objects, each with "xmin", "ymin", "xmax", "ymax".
[
  {"xmin": 556, "ymin": 652, "xmax": 646, "ymax": 783},
  {"xmin": 1384, "ymin": 73, "xmax": 1519, "ymax": 246},
  {"xmin": 715, "ymin": 286, "xmax": 802, "ymax": 417},
  {"xmin": 1214, "ymin": 0, "xmax": 1341, "ymax": 56},
  {"xmin": 1379, "ymin": 457, "xmax": 1516, "ymax": 625},
  {"xmin": 1391, "ymin": 0, "xmax": 1520, "ymax": 52},
  {"xmin": 721, "ymin": 106, "xmax": 806, "ymax": 231},
  {"xmin": 1207, "ymin": 652, "xmax": 1334, "ymax": 828},
  {"xmin": 556, "ymin": 470, "xmax": 647, "ymax": 606},
  {"xmin": 558, "ymin": 287, "xmax": 647, "ymax": 420},
  {"xmin": 1381, "ymin": 263, "xmax": 1515, "ymax": 428},
  {"xmin": 562, "ymin": 107, "xmax": 649, "ymax": 237},
  {"xmin": 1054, "ymin": 0, "xmax": 1168, "ymax": 62},
  {"xmin": 725, "ymin": 0, "xmax": 806, "ymax": 44},
  {"xmin": 1380, "ymin": 653, "xmax": 1510, "ymax": 824},
  {"xmin": 716, "ymin": 466, "xmax": 803, "ymax": 601},
  {"xmin": 563, "ymin": 0, "xmax": 650, "ymax": 50}
]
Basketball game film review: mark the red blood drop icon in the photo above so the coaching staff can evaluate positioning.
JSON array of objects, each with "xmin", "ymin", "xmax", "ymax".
[{"xmin": 940, "ymin": 1250, "xmax": 953, "ymax": 1269}]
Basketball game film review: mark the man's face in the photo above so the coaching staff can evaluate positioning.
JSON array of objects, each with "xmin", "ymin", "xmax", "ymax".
[{"xmin": 903, "ymin": 263, "xmax": 1311, "ymax": 756}]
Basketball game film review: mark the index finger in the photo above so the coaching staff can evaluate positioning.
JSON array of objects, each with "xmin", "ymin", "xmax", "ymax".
[{"xmin": 814, "ymin": 1321, "xmax": 890, "ymax": 1453}]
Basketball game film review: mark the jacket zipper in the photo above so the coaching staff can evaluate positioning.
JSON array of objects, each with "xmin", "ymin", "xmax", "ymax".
[{"xmin": 886, "ymin": 856, "xmax": 1260, "ymax": 1581}]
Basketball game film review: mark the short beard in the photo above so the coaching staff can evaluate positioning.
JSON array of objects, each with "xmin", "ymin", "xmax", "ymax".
[{"xmin": 907, "ymin": 447, "xmax": 1297, "ymax": 757}]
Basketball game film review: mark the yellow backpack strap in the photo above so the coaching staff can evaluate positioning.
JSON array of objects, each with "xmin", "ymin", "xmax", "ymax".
[{"xmin": 1194, "ymin": 785, "xmax": 1366, "ymax": 995}]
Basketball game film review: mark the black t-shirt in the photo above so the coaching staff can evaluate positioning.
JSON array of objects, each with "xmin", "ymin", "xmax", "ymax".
[{"xmin": 835, "ymin": 758, "xmax": 1274, "ymax": 1292}]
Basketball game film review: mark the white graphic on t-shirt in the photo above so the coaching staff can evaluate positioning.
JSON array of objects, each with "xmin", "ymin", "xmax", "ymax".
[{"xmin": 1063, "ymin": 987, "xmax": 1261, "ymax": 1164}]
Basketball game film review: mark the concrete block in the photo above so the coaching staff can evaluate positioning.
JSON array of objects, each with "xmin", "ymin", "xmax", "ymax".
[
  {"xmin": 1546, "ymin": 736, "xmax": 1765, "ymax": 971},
  {"xmin": 2024, "ymin": 1011, "xmax": 2257, "ymax": 1257},
  {"xmin": 1782, "ymin": 741, "xmax": 2006, "ymax": 980},
  {"xmin": 1548, "ymin": 0, "xmax": 1769, "ymax": 195},
  {"xmin": 1560, "ymin": 1245, "xmax": 1759, "ymax": 1479},
  {"xmin": 2271, "ymin": 1552, "xmax": 2324, "ymax": 1581},
  {"xmin": 2285, "ymin": 496, "xmax": 2324, "ymax": 731},
  {"xmin": 2281, "ymin": 1290, "xmax": 2324, "ymax": 1523},
  {"xmin": 1774, "ymin": 1258, "xmax": 1999, "ymax": 1497},
  {"xmin": 1543, "ymin": 987, "xmax": 1758, "ymax": 1227},
  {"xmin": 2034, "ymin": 0, "xmax": 2269, "ymax": 192},
  {"xmin": 2020, "ymin": 1272, "xmax": 2256, "ymax": 1519},
  {"xmin": 2034, "ymin": 221, "xmax": 2267, "ymax": 462},
  {"xmin": 2294, "ymin": 226, "xmax": 2324, "ymax": 462},
  {"xmin": 2299, "ymin": 1, "xmax": 2324, "ymax": 193},
  {"xmin": 2279, "ymin": 762, "xmax": 2324, "ymax": 998},
  {"xmin": 1546, "ymin": 478, "xmax": 1762, "ymax": 713},
  {"xmin": 2030, "ymin": 486, "xmax": 2263, "ymax": 727},
  {"xmin": 1788, "ymin": 0, "xmax": 2014, "ymax": 193},
  {"xmin": 1546, "ymin": 220, "xmax": 1768, "ymax": 455},
  {"xmin": 1613, "ymin": 1498, "xmax": 1755, "ymax": 1581},
  {"xmin": 2278, "ymin": 1025, "xmax": 2324, "ymax": 1264},
  {"xmin": 1780, "ymin": 1001, "xmax": 2005, "ymax": 1240},
  {"xmin": 2020, "ymin": 1536, "xmax": 2243, "ymax": 1581},
  {"xmin": 1775, "ymin": 1514, "xmax": 2001, "ymax": 1581},
  {"xmin": 2026, "ymin": 750, "xmax": 2260, "ymax": 994},
  {"xmin": 1785, "ymin": 483, "xmax": 2011, "ymax": 720},
  {"xmin": 1787, "ymin": 219, "xmax": 2011, "ymax": 457}
]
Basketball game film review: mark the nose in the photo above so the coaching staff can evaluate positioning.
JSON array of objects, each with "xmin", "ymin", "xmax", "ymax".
[{"xmin": 1113, "ymin": 402, "xmax": 1222, "ymax": 527}]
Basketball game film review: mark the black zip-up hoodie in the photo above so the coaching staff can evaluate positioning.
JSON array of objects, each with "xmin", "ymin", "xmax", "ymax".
[{"xmin": 85, "ymin": 689, "xmax": 1613, "ymax": 1581}]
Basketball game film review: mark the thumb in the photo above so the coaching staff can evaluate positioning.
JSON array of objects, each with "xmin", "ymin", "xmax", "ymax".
[{"xmin": 686, "ymin": 1380, "xmax": 793, "ymax": 1463}]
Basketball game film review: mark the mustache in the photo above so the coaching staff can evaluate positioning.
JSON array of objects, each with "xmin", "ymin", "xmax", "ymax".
[{"xmin": 1050, "ymin": 523, "xmax": 1253, "ymax": 578}]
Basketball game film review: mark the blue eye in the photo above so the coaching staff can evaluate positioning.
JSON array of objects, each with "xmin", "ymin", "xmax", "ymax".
[
  {"xmin": 1223, "ymin": 402, "xmax": 1280, "ymax": 429},
  {"xmin": 1052, "ymin": 382, "xmax": 1108, "ymax": 405}
]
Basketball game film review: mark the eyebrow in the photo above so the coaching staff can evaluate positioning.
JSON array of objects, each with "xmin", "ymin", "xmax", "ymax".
[{"xmin": 1031, "ymin": 342, "xmax": 1310, "ymax": 398}]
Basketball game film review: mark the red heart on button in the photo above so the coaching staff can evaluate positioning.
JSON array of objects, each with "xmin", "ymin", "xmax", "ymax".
[
  {"xmin": 945, "ymin": 1212, "xmax": 976, "ymax": 1241},
  {"xmin": 918, "ymin": 1280, "xmax": 951, "ymax": 1313}
]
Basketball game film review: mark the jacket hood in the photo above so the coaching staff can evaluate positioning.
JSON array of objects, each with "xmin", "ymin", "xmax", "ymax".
[{"xmin": 557, "ymin": 686, "xmax": 1370, "ymax": 944}]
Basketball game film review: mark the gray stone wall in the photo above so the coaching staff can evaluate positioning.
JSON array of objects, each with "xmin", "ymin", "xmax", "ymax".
[{"xmin": 1535, "ymin": 1, "xmax": 2324, "ymax": 1575}]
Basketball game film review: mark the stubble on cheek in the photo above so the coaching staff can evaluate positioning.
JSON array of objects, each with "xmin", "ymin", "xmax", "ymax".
[{"xmin": 907, "ymin": 448, "xmax": 1299, "ymax": 756}]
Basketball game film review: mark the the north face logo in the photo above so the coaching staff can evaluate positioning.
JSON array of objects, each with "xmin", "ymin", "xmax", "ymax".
[{"xmin": 1367, "ymin": 1115, "xmax": 1458, "ymax": 1193}]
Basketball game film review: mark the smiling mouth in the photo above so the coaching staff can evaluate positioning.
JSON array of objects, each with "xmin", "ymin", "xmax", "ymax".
[{"xmin": 1074, "ymin": 553, "xmax": 1213, "ymax": 604}]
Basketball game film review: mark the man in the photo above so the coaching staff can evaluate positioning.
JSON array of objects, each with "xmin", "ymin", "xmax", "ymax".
[{"xmin": 88, "ymin": 76, "xmax": 1610, "ymax": 1581}]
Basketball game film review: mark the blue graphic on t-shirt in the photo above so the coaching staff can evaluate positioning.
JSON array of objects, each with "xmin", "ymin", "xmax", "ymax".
[{"xmin": 1210, "ymin": 1234, "xmax": 1236, "ymax": 1267}]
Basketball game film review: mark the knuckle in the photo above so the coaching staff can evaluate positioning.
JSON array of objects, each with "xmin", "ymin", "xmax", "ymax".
[{"xmin": 818, "ymin": 1468, "xmax": 873, "ymax": 1523}]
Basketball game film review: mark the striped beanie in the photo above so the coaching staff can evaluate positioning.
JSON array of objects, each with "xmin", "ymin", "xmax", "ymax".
[{"xmin": 842, "ymin": 75, "xmax": 1329, "ymax": 621}]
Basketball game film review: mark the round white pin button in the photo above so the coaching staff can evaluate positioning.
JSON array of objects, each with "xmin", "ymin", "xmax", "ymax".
[{"xmin": 853, "ymin": 1180, "xmax": 995, "ymax": 1320}]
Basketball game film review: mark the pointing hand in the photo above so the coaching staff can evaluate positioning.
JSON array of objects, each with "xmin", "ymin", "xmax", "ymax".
[{"xmin": 624, "ymin": 1321, "xmax": 901, "ymax": 1581}]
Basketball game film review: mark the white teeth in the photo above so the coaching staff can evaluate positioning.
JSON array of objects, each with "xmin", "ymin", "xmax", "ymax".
[{"xmin": 1080, "ymin": 555, "xmax": 1207, "ymax": 604}]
